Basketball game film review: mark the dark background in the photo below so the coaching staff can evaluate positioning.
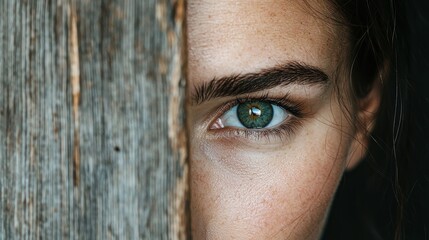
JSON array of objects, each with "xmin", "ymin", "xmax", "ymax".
[
  {"xmin": 402, "ymin": 0, "xmax": 429, "ymax": 238},
  {"xmin": 323, "ymin": 0, "xmax": 429, "ymax": 239}
]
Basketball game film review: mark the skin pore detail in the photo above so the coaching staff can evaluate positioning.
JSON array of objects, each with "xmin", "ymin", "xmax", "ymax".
[{"xmin": 187, "ymin": 1, "xmax": 362, "ymax": 239}]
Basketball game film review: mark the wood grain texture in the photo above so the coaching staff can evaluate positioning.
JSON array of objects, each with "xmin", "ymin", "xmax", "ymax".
[{"xmin": 0, "ymin": 0, "xmax": 189, "ymax": 239}]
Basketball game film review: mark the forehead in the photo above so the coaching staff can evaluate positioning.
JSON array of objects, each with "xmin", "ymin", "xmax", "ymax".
[{"xmin": 188, "ymin": 0, "xmax": 348, "ymax": 83}]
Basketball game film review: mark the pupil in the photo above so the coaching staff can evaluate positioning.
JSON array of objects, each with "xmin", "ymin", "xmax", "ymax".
[
  {"xmin": 237, "ymin": 101, "xmax": 274, "ymax": 129},
  {"xmin": 249, "ymin": 107, "xmax": 262, "ymax": 117}
]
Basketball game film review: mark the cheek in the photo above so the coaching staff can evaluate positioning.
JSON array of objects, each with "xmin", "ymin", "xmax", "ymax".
[{"xmin": 190, "ymin": 116, "xmax": 353, "ymax": 239}]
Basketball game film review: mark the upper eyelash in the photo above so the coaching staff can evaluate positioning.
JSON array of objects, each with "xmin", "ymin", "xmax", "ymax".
[{"xmin": 218, "ymin": 93, "xmax": 305, "ymax": 120}]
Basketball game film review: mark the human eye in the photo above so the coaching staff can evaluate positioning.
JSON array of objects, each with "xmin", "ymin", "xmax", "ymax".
[{"xmin": 208, "ymin": 96, "xmax": 303, "ymax": 140}]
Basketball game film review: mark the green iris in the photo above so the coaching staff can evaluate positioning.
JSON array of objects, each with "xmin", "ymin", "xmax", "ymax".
[{"xmin": 237, "ymin": 101, "xmax": 274, "ymax": 128}]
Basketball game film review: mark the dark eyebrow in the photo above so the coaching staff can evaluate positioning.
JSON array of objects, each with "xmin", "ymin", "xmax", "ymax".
[{"xmin": 191, "ymin": 61, "xmax": 329, "ymax": 105}]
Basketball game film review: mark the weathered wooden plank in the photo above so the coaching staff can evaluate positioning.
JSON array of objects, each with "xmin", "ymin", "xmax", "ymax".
[
  {"xmin": 0, "ymin": 1, "xmax": 72, "ymax": 239},
  {"xmin": 0, "ymin": 0, "xmax": 188, "ymax": 239}
]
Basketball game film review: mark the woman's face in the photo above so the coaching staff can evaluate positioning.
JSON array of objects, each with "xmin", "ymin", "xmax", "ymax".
[{"xmin": 187, "ymin": 1, "xmax": 362, "ymax": 239}]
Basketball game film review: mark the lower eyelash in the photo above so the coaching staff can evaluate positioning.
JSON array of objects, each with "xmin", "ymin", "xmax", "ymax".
[{"xmin": 210, "ymin": 117, "xmax": 303, "ymax": 142}]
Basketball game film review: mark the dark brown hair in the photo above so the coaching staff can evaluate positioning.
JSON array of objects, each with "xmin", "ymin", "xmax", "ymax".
[{"xmin": 321, "ymin": 0, "xmax": 414, "ymax": 239}]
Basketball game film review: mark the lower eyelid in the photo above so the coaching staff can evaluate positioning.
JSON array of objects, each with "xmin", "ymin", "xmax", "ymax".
[{"xmin": 205, "ymin": 116, "xmax": 303, "ymax": 144}]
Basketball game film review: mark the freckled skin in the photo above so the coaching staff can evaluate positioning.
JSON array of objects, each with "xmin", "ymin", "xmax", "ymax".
[{"xmin": 187, "ymin": 1, "xmax": 369, "ymax": 239}]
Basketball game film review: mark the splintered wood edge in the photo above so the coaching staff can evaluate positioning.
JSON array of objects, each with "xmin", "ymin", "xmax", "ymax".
[{"xmin": 167, "ymin": 0, "xmax": 190, "ymax": 239}]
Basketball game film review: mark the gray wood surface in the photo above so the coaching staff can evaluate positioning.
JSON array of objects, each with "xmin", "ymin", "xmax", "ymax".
[{"xmin": 0, "ymin": 0, "xmax": 189, "ymax": 239}]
